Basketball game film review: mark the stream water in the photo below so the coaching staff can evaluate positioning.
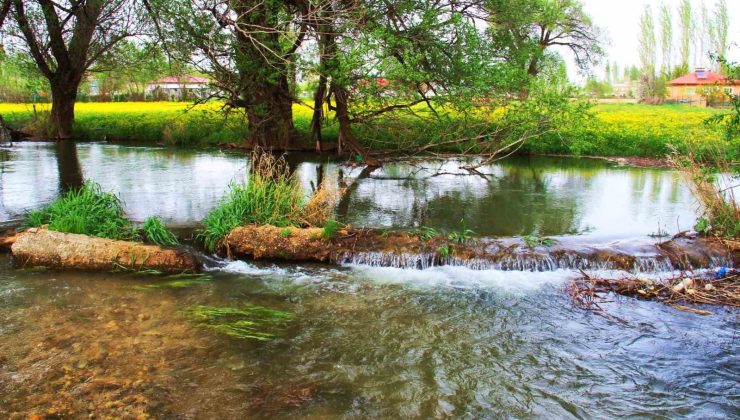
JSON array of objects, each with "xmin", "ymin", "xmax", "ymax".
[{"xmin": 0, "ymin": 142, "xmax": 738, "ymax": 418}]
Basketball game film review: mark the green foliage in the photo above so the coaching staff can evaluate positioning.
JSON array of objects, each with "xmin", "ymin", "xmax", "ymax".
[
  {"xmin": 23, "ymin": 180, "xmax": 132, "ymax": 240},
  {"xmin": 141, "ymin": 216, "xmax": 179, "ymax": 246},
  {"xmin": 187, "ymin": 305, "xmax": 293, "ymax": 341},
  {"xmin": 522, "ymin": 234, "xmax": 557, "ymax": 248},
  {"xmin": 448, "ymin": 229, "xmax": 476, "ymax": 245},
  {"xmin": 322, "ymin": 219, "xmax": 341, "ymax": 239},
  {"xmin": 694, "ymin": 217, "xmax": 711, "ymax": 235},
  {"xmin": 198, "ymin": 154, "xmax": 304, "ymax": 252}
]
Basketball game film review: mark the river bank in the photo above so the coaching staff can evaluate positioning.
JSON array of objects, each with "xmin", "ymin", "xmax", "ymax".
[{"xmin": 0, "ymin": 102, "xmax": 730, "ymax": 161}]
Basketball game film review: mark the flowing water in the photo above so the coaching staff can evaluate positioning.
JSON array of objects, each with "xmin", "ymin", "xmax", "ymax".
[{"xmin": 0, "ymin": 142, "xmax": 738, "ymax": 418}]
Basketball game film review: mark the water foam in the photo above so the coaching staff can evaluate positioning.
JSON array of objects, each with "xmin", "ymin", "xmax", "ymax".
[{"xmin": 345, "ymin": 264, "xmax": 576, "ymax": 292}]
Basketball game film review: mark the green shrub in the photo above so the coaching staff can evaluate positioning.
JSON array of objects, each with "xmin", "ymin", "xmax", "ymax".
[
  {"xmin": 141, "ymin": 216, "xmax": 179, "ymax": 246},
  {"xmin": 23, "ymin": 180, "xmax": 132, "ymax": 240}
]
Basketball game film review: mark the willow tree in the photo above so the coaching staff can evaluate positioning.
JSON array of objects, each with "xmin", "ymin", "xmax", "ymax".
[
  {"xmin": 153, "ymin": 0, "xmax": 315, "ymax": 149},
  {"xmin": 485, "ymin": 0, "xmax": 602, "ymax": 78},
  {"xmin": 2, "ymin": 0, "xmax": 145, "ymax": 139}
]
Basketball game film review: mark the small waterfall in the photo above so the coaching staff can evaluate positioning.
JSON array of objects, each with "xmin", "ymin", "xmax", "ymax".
[{"xmin": 340, "ymin": 250, "xmax": 718, "ymax": 274}]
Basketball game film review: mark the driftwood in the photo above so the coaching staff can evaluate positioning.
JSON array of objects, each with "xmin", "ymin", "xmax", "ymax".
[
  {"xmin": 11, "ymin": 228, "xmax": 199, "ymax": 273},
  {"xmin": 568, "ymin": 270, "xmax": 740, "ymax": 314}
]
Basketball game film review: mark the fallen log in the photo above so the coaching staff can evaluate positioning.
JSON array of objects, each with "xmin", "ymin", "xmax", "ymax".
[{"xmin": 11, "ymin": 228, "xmax": 199, "ymax": 273}]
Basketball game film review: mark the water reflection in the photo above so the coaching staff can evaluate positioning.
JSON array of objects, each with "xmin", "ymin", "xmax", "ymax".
[
  {"xmin": 0, "ymin": 143, "xmax": 697, "ymax": 240},
  {"xmin": 55, "ymin": 141, "xmax": 84, "ymax": 192}
]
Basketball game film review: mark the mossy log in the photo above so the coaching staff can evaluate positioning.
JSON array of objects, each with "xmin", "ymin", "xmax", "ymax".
[{"xmin": 11, "ymin": 228, "xmax": 199, "ymax": 273}]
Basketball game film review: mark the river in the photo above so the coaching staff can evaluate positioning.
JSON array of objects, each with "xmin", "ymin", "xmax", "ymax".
[{"xmin": 0, "ymin": 142, "xmax": 737, "ymax": 418}]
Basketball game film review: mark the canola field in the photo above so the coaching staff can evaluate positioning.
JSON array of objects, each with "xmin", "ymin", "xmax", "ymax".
[{"xmin": 0, "ymin": 101, "xmax": 731, "ymax": 159}]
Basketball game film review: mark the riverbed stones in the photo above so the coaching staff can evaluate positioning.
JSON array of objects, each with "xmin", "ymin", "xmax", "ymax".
[{"xmin": 11, "ymin": 228, "xmax": 199, "ymax": 273}]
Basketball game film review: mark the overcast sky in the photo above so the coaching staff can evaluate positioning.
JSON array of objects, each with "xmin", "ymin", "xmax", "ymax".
[{"xmin": 564, "ymin": 0, "xmax": 740, "ymax": 81}]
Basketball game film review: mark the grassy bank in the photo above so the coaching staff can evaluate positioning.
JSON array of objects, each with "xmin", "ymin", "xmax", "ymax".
[{"xmin": 0, "ymin": 102, "xmax": 732, "ymax": 159}]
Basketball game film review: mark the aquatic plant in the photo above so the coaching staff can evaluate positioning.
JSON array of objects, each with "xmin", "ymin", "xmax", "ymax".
[
  {"xmin": 141, "ymin": 216, "xmax": 179, "ymax": 246},
  {"xmin": 134, "ymin": 273, "xmax": 213, "ymax": 290},
  {"xmin": 322, "ymin": 219, "xmax": 341, "ymax": 239},
  {"xmin": 23, "ymin": 180, "xmax": 132, "ymax": 240},
  {"xmin": 187, "ymin": 305, "xmax": 293, "ymax": 341},
  {"xmin": 198, "ymin": 151, "xmax": 304, "ymax": 252}
]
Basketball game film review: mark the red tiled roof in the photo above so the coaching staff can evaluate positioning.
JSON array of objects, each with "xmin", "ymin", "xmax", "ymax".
[
  {"xmin": 669, "ymin": 70, "xmax": 729, "ymax": 86},
  {"xmin": 151, "ymin": 75, "xmax": 209, "ymax": 84}
]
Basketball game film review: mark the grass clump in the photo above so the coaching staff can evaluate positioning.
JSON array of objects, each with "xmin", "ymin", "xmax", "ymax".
[
  {"xmin": 141, "ymin": 216, "xmax": 179, "ymax": 246},
  {"xmin": 187, "ymin": 304, "xmax": 293, "ymax": 341},
  {"xmin": 23, "ymin": 180, "xmax": 132, "ymax": 240},
  {"xmin": 670, "ymin": 150, "xmax": 740, "ymax": 238},
  {"xmin": 322, "ymin": 219, "xmax": 342, "ymax": 239},
  {"xmin": 199, "ymin": 150, "xmax": 304, "ymax": 252}
]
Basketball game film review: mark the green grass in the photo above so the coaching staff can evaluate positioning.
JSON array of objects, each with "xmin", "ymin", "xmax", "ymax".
[
  {"xmin": 0, "ymin": 102, "xmax": 732, "ymax": 159},
  {"xmin": 23, "ymin": 180, "xmax": 133, "ymax": 240},
  {"xmin": 321, "ymin": 219, "xmax": 341, "ymax": 239},
  {"xmin": 141, "ymin": 216, "xmax": 179, "ymax": 246},
  {"xmin": 198, "ymin": 155, "xmax": 305, "ymax": 252}
]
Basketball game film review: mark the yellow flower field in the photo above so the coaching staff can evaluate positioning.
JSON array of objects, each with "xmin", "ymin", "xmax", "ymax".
[{"xmin": 0, "ymin": 101, "xmax": 733, "ymax": 159}]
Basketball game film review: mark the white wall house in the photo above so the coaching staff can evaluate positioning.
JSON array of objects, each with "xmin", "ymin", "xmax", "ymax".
[{"xmin": 145, "ymin": 76, "xmax": 209, "ymax": 100}]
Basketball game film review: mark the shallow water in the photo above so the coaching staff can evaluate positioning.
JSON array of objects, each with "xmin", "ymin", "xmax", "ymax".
[
  {"xmin": 0, "ymin": 142, "xmax": 737, "ymax": 417},
  {"xmin": 0, "ymin": 255, "xmax": 737, "ymax": 418},
  {"xmin": 1, "ymin": 142, "xmax": 697, "ymax": 240}
]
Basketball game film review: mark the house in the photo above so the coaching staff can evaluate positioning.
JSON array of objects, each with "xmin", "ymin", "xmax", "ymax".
[
  {"xmin": 612, "ymin": 82, "xmax": 635, "ymax": 98},
  {"xmin": 145, "ymin": 75, "xmax": 210, "ymax": 100},
  {"xmin": 667, "ymin": 68, "xmax": 739, "ymax": 106}
]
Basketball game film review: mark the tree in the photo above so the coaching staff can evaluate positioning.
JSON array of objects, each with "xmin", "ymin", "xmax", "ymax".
[
  {"xmin": 486, "ymin": 0, "xmax": 602, "ymax": 78},
  {"xmin": 677, "ymin": 0, "xmax": 692, "ymax": 74},
  {"xmin": 713, "ymin": 0, "xmax": 729, "ymax": 72},
  {"xmin": 2, "ymin": 0, "xmax": 145, "ymax": 138},
  {"xmin": 638, "ymin": 5, "xmax": 656, "ymax": 77},
  {"xmin": 659, "ymin": 2, "xmax": 672, "ymax": 76}
]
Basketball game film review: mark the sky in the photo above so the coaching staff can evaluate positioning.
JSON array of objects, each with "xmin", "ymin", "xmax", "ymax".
[{"xmin": 564, "ymin": 0, "xmax": 740, "ymax": 81}]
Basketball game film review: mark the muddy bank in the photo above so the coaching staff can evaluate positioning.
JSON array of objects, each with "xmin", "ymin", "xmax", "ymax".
[
  {"xmin": 11, "ymin": 229, "xmax": 199, "ymax": 273},
  {"xmin": 223, "ymin": 225, "xmax": 732, "ymax": 272}
]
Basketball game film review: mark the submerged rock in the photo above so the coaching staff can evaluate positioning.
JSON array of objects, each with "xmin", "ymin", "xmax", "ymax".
[{"xmin": 11, "ymin": 228, "xmax": 199, "ymax": 273}]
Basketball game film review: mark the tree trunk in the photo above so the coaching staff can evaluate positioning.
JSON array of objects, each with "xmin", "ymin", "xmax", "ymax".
[
  {"xmin": 50, "ymin": 79, "xmax": 79, "ymax": 139},
  {"xmin": 243, "ymin": 87, "xmax": 295, "ymax": 150},
  {"xmin": 330, "ymin": 82, "xmax": 378, "ymax": 166},
  {"xmin": 234, "ymin": 0, "xmax": 297, "ymax": 150},
  {"xmin": 310, "ymin": 73, "xmax": 328, "ymax": 152}
]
